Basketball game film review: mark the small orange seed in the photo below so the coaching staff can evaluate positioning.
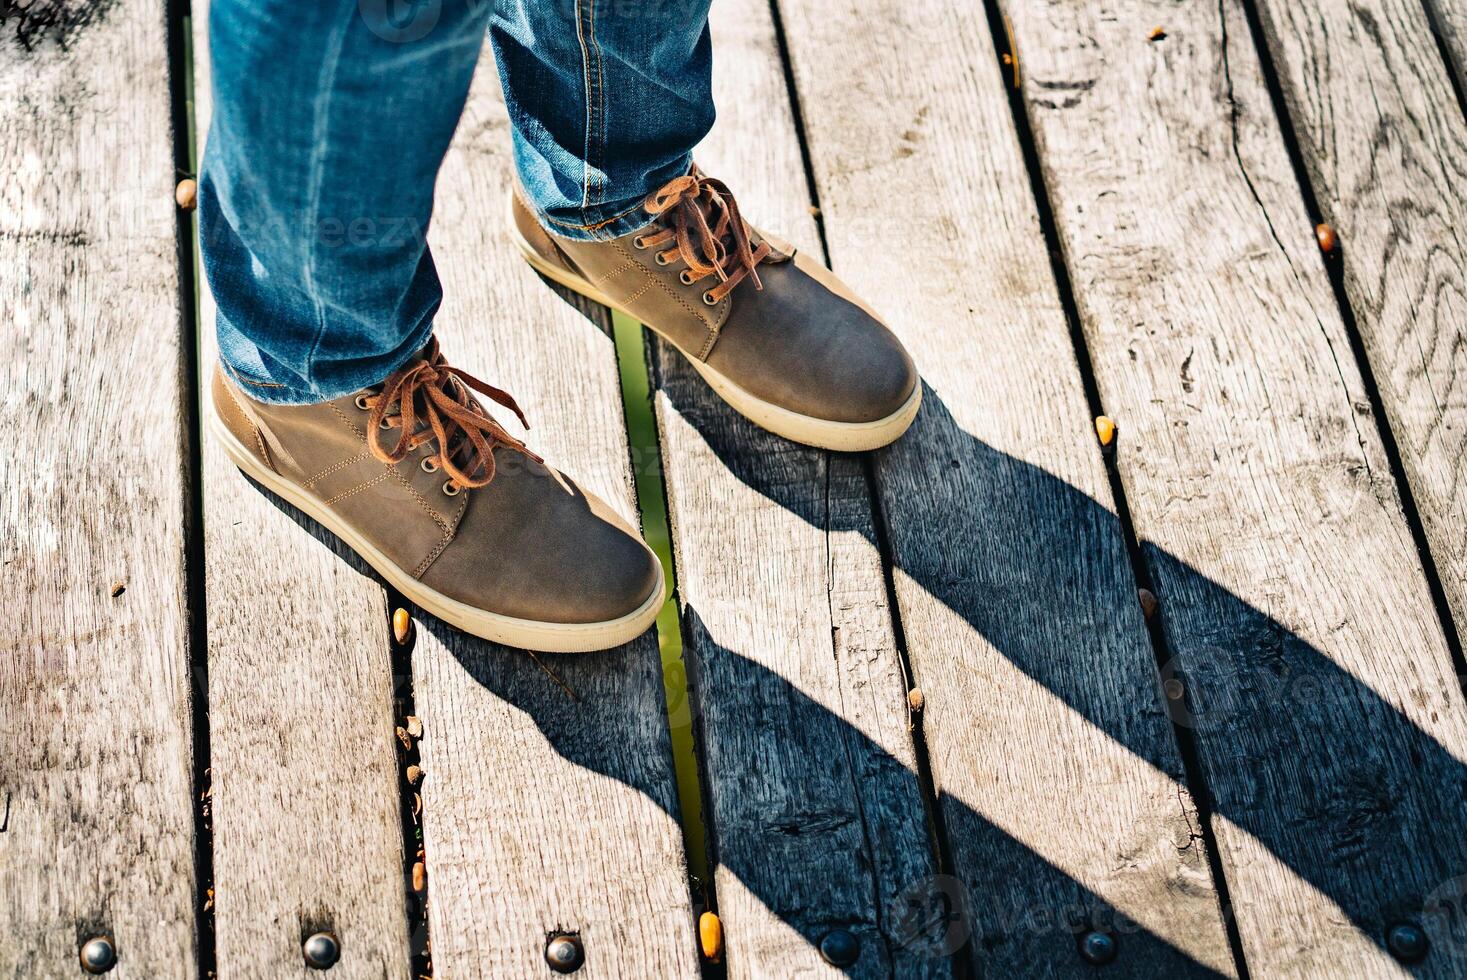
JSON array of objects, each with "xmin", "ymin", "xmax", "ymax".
[
  {"xmin": 699, "ymin": 911, "xmax": 722, "ymax": 960},
  {"xmin": 1315, "ymin": 223, "xmax": 1337, "ymax": 254}
]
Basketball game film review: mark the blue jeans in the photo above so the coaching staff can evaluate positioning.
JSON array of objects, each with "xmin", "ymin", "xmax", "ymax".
[{"xmin": 200, "ymin": 0, "xmax": 715, "ymax": 404}]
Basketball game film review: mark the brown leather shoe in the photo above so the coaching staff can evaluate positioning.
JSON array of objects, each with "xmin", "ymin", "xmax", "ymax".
[
  {"xmin": 509, "ymin": 169, "xmax": 920, "ymax": 451},
  {"xmin": 209, "ymin": 339, "xmax": 664, "ymax": 652}
]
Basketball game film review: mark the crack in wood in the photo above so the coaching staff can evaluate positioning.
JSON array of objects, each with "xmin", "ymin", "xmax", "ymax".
[{"xmin": 1218, "ymin": 0, "xmax": 1376, "ymax": 484}]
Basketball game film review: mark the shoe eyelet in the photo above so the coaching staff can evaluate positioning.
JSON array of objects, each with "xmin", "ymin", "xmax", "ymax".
[
  {"xmin": 702, "ymin": 291, "xmax": 718, "ymax": 306},
  {"xmin": 632, "ymin": 236, "xmax": 647, "ymax": 250},
  {"xmin": 420, "ymin": 456, "xmax": 439, "ymax": 473},
  {"xmin": 679, "ymin": 270, "xmax": 695, "ymax": 285},
  {"xmin": 654, "ymin": 252, "xmax": 670, "ymax": 266},
  {"xmin": 379, "ymin": 417, "xmax": 393, "ymax": 430},
  {"xmin": 354, "ymin": 395, "xmax": 371, "ymax": 411},
  {"xmin": 442, "ymin": 480, "xmax": 461, "ymax": 497}
]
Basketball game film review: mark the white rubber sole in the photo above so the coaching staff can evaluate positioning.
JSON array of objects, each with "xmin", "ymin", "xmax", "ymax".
[
  {"xmin": 208, "ymin": 396, "xmax": 666, "ymax": 653},
  {"xmin": 509, "ymin": 216, "xmax": 922, "ymax": 452}
]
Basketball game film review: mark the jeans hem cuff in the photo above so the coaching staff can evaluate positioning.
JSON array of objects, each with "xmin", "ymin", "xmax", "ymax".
[
  {"xmin": 539, "ymin": 202, "xmax": 657, "ymax": 242},
  {"xmin": 221, "ymin": 325, "xmax": 435, "ymax": 406}
]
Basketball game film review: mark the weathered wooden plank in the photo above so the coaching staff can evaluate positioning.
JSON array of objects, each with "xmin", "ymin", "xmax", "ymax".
[
  {"xmin": 1423, "ymin": 0, "xmax": 1467, "ymax": 98},
  {"xmin": 0, "ymin": 4, "xmax": 198, "ymax": 978},
  {"xmin": 1002, "ymin": 0, "xmax": 1467, "ymax": 973},
  {"xmin": 1249, "ymin": 0, "xmax": 1467, "ymax": 651},
  {"xmin": 776, "ymin": 0, "xmax": 1236, "ymax": 975},
  {"xmin": 189, "ymin": 6, "xmax": 414, "ymax": 977},
  {"xmin": 641, "ymin": 2, "xmax": 947, "ymax": 976},
  {"xmin": 406, "ymin": 64, "xmax": 700, "ymax": 979}
]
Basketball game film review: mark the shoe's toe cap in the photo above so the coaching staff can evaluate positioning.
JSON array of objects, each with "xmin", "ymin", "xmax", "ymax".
[
  {"xmin": 706, "ymin": 252, "xmax": 920, "ymax": 426},
  {"xmin": 421, "ymin": 459, "xmax": 662, "ymax": 628},
  {"xmin": 558, "ymin": 496, "xmax": 664, "ymax": 624},
  {"xmin": 823, "ymin": 326, "xmax": 919, "ymax": 423}
]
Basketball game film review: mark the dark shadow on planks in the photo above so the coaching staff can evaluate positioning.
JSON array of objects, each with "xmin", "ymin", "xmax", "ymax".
[
  {"xmin": 658, "ymin": 378, "xmax": 1467, "ymax": 967},
  {"xmin": 235, "ymin": 376, "xmax": 1467, "ymax": 971},
  {"xmin": 232, "ymin": 374, "xmax": 1462, "ymax": 972},
  {"xmin": 236, "ymin": 440, "xmax": 1231, "ymax": 976}
]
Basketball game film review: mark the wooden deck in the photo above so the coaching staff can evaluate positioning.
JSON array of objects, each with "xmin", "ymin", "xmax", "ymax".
[{"xmin": 4, "ymin": 0, "xmax": 1467, "ymax": 976}]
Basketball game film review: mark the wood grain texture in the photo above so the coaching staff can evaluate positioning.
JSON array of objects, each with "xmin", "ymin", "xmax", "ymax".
[
  {"xmin": 776, "ymin": 0, "xmax": 1236, "ymax": 975},
  {"xmin": 1424, "ymin": 0, "xmax": 1467, "ymax": 97},
  {"xmin": 1003, "ymin": 0, "xmax": 1467, "ymax": 973},
  {"xmin": 642, "ymin": 2, "xmax": 948, "ymax": 977},
  {"xmin": 0, "ymin": 3, "xmax": 198, "ymax": 977},
  {"xmin": 406, "ymin": 64, "xmax": 700, "ymax": 979},
  {"xmin": 1249, "ymin": 0, "xmax": 1467, "ymax": 652},
  {"xmin": 190, "ymin": 6, "xmax": 414, "ymax": 977}
]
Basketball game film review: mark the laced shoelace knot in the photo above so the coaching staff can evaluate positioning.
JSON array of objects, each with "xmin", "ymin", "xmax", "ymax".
[
  {"xmin": 639, "ymin": 172, "xmax": 772, "ymax": 305},
  {"xmin": 363, "ymin": 337, "xmax": 539, "ymax": 492}
]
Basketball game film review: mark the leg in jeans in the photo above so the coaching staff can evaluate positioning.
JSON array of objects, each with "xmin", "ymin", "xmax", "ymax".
[
  {"xmin": 497, "ymin": 0, "xmax": 921, "ymax": 451},
  {"xmin": 489, "ymin": 0, "xmax": 716, "ymax": 241},
  {"xmin": 200, "ymin": 0, "xmax": 492, "ymax": 404},
  {"xmin": 202, "ymin": 0, "xmax": 665, "ymax": 651}
]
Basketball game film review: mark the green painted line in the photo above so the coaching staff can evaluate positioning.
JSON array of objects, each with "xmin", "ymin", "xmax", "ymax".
[
  {"xmin": 610, "ymin": 310, "xmax": 710, "ymax": 897},
  {"xmin": 185, "ymin": 15, "xmax": 710, "ymax": 899}
]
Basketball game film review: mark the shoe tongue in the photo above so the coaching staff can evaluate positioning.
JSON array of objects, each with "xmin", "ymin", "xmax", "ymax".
[
  {"xmin": 362, "ymin": 344, "xmax": 457, "ymax": 439},
  {"xmin": 355, "ymin": 341, "xmax": 438, "ymax": 397},
  {"xmin": 404, "ymin": 340, "xmax": 437, "ymax": 373}
]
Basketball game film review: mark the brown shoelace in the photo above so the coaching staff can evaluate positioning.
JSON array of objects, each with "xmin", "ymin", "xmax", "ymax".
[
  {"xmin": 364, "ymin": 337, "xmax": 539, "ymax": 491},
  {"xmin": 641, "ymin": 171, "xmax": 772, "ymax": 305}
]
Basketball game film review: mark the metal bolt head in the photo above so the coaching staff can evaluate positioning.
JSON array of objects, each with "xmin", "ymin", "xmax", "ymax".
[
  {"xmin": 546, "ymin": 933, "xmax": 584, "ymax": 973},
  {"xmin": 1387, "ymin": 922, "xmax": 1428, "ymax": 963},
  {"xmin": 303, "ymin": 931, "xmax": 341, "ymax": 969},
  {"xmin": 818, "ymin": 928, "xmax": 860, "ymax": 966},
  {"xmin": 1079, "ymin": 930, "xmax": 1117, "ymax": 965},
  {"xmin": 79, "ymin": 935, "xmax": 116, "ymax": 974}
]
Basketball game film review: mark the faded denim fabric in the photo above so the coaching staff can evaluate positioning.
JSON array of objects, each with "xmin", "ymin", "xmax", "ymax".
[{"xmin": 200, "ymin": 0, "xmax": 714, "ymax": 404}]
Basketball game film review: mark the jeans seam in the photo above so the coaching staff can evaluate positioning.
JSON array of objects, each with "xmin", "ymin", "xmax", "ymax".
[
  {"xmin": 588, "ymin": 0, "xmax": 606, "ymax": 206},
  {"xmin": 232, "ymin": 374, "xmax": 286, "ymax": 389},
  {"xmin": 541, "ymin": 198, "xmax": 647, "ymax": 233},
  {"xmin": 573, "ymin": 0, "xmax": 593, "ymax": 208},
  {"xmin": 300, "ymin": 7, "xmax": 357, "ymax": 395}
]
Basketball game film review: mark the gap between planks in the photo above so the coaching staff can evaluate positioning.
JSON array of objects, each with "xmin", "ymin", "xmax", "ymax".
[
  {"xmin": 998, "ymin": 0, "xmax": 1467, "ymax": 973},
  {"xmin": 974, "ymin": 0, "xmax": 1257, "ymax": 972},
  {"xmin": 167, "ymin": 2, "xmax": 221, "ymax": 977},
  {"xmin": 1237, "ymin": 0, "xmax": 1467, "ymax": 675}
]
